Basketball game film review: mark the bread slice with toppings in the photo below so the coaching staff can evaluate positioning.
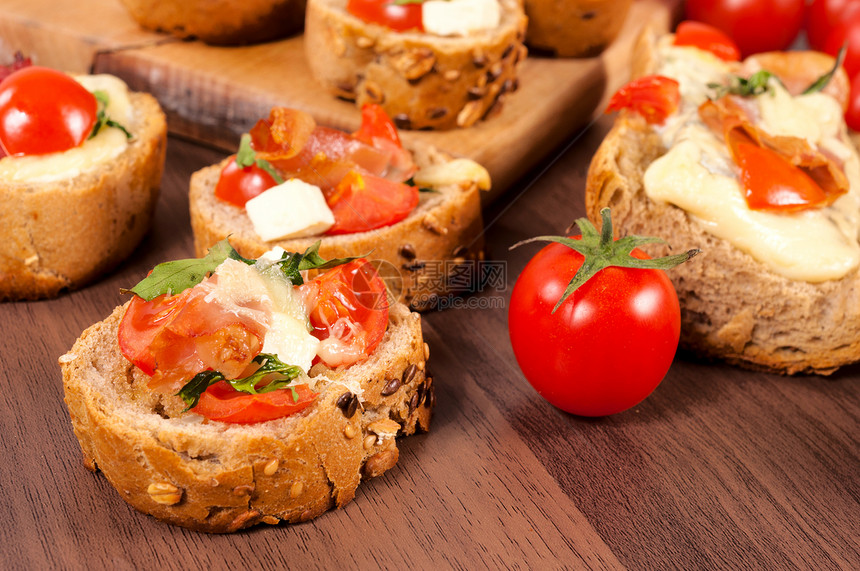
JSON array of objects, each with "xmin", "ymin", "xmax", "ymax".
[
  {"xmin": 304, "ymin": 0, "xmax": 528, "ymax": 130},
  {"xmin": 0, "ymin": 78, "xmax": 167, "ymax": 301},
  {"xmin": 585, "ymin": 27, "xmax": 860, "ymax": 375},
  {"xmin": 60, "ymin": 294, "xmax": 432, "ymax": 533},
  {"xmin": 189, "ymin": 144, "xmax": 488, "ymax": 310}
]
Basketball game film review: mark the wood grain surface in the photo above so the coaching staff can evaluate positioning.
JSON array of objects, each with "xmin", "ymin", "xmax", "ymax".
[
  {"xmin": 1, "ymin": 113, "xmax": 858, "ymax": 569},
  {"xmin": 0, "ymin": 0, "xmax": 680, "ymax": 200}
]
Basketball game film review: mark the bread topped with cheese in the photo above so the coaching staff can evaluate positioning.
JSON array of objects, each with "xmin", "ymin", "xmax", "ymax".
[
  {"xmin": 304, "ymin": 0, "xmax": 527, "ymax": 130},
  {"xmin": 0, "ymin": 73, "xmax": 166, "ymax": 301},
  {"xmin": 586, "ymin": 26, "xmax": 860, "ymax": 375},
  {"xmin": 60, "ymin": 245, "xmax": 433, "ymax": 533}
]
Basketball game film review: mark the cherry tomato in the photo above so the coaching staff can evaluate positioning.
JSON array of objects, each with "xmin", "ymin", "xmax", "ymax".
[
  {"xmin": 845, "ymin": 73, "xmax": 860, "ymax": 131},
  {"xmin": 0, "ymin": 66, "xmax": 97, "ymax": 156},
  {"xmin": 823, "ymin": 13, "xmax": 860, "ymax": 81},
  {"xmin": 324, "ymin": 170, "xmax": 419, "ymax": 234},
  {"xmin": 194, "ymin": 381, "xmax": 317, "ymax": 424},
  {"xmin": 685, "ymin": 0, "xmax": 804, "ymax": 57},
  {"xmin": 734, "ymin": 142, "xmax": 829, "ymax": 212},
  {"xmin": 346, "ymin": 0, "xmax": 424, "ymax": 32},
  {"xmin": 508, "ymin": 241, "xmax": 680, "ymax": 417},
  {"xmin": 214, "ymin": 155, "xmax": 279, "ymax": 207},
  {"xmin": 606, "ymin": 75, "xmax": 681, "ymax": 125},
  {"xmin": 301, "ymin": 258, "xmax": 389, "ymax": 368},
  {"xmin": 673, "ymin": 20, "xmax": 741, "ymax": 61},
  {"xmin": 807, "ymin": 0, "xmax": 860, "ymax": 52}
]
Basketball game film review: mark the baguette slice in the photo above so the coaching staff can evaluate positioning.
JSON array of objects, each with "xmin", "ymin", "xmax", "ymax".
[
  {"xmin": 585, "ymin": 30, "xmax": 860, "ymax": 375},
  {"xmin": 189, "ymin": 145, "xmax": 487, "ymax": 310},
  {"xmin": 0, "ymin": 90, "xmax": 166, "ymax": 301},
  {"xmin": 304, "ymin": 0, "xmax": 528, "ymax": 130},
  {"xmin": 60, "ymin": 298, "xmax": 433, "ymax": 533},
  {"xmin": 524, "ymin": 0, "xmax": 632, "ymax": 57},
  {"xmin": 118, "ymin": 0, "xmax": 307, "ymax": 45}
]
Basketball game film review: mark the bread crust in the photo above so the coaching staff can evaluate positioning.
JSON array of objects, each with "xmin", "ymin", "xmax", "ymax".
[
  {"xmin": 118, "ymin": 0, "xmax": 307, "ymax": 45},
  {"xmin": 189, "ymin": 146, "xmax": 485, "ymax": 310},
  {"xmin": 586, "ymin": 41, "xmax": 860, "ymax": 375},
  {"xmin": 524, "ymin": 0, "xmax": 632, "ymax": 58},
  {"xmin": 304, "ymin": 0, "xmax": 528, "ymax": 130},
  {"xmin": 0, "ymin": 92, "xmax": 167, "ymax": 301},
  {"xmin": 60, "ymin": 300, "xmax": 433, "ymax": 533}
]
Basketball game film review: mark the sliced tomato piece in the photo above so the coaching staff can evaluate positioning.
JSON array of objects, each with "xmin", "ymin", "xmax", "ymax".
[
  {"xmin": 194, "ymin": 381, "xmax": 318, "ymax": 424},
  {"xmin": 353, "ymin": 103, "xmax": 416, "ymax": 182},
  {"xmin": 673, "ymin": 20, "xmax": 742, "ymax": 62},
  {"xmin": 324, "ymin": 170, "xmax": 419, "ymax": 234},
  {"xmin": 214, "ymin": 155, "xmax": 279, "ymax": 207},
  {"xmin": 735, "ymin": 142, "xmax": 829, "ymax": 212},
  {"xmin": 301, "ymin": 259, "xmax": 389, "ymax": 368},
  {"xmin": 118, "ymin": 286, "xmax": 267, "ymax": 392},
  {"xmin": 606, "ymin": 75, "xmax": 681, "ymax": 125}
]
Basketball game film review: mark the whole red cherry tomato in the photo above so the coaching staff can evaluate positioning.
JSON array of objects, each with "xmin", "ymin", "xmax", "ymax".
[
  {"xmin": 807, "ymin": 0, "xmax": 860, "ymax": 52},
  {"xmin": 685, "ymin": 0, "xmax": 805, "ymax": 57},
  {"xmin": 0, "ymin": 66, "xmax": 97, "ymax": 156},
  {"xmin": 346, "ymin": 0, "xmax": 423, "ymax": 32},
  {"xmin": 509, "ymin": 211, "xmax": 693, "ymax": 417},
  {"xmin": 823, "ymin": 13, "xmax": 860, "ymax": 80},
  {"xmin": 214, "ymin": 155, "xmax": 279, "ymax": 207}
]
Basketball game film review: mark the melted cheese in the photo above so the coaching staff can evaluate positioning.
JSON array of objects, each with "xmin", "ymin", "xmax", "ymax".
[
  {"xmin": 644, "ymin": 43, "xmax": 860, "ymax": 282},
  {"xmin": 0, "ymin": 74, "xmax": 132, "ymax": 183},
  {"xmin": 203, "ymin": 258, "xmax": 320, "ymax": 372}
]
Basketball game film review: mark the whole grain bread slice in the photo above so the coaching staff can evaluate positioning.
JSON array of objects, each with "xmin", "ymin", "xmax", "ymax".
[
  {"xmin": 585, "ymin": 30, "xmax": 860, "ymax": 375},
  {"xmin": 60, "ymin": 299, "xmax": 433, "ymax": 533},
  {"xmin": 304, "ymin": 0, "xmax": 528, "ymax": 130},
  {"xmin": 0, "ymin": 91, "xmax": 167, "ymax": 301},
  {"xmin": 189, "ymin": 145, "xmax": 486, "ymax": 310}
]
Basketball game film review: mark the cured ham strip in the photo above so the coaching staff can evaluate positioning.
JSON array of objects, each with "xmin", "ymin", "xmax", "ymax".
[{"xmin": 698, "ymin": 96, "xmax": 849, "ymax": 209}]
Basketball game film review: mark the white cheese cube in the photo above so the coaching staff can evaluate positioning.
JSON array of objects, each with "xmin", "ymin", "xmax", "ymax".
[
  {"xmin": 245, "ymin": 179, "xmax": 335, "ymax": 242},
  {"xmin": 262, "ymin": 313, "xmax": 321, "ymax": 373},
  {"xmin": 422, "ymin": 0, "xmax": 501, "ymax": 37}
]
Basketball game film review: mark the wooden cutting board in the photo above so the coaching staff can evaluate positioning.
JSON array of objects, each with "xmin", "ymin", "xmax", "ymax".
[{"xmin": 0, "ymin": 0, "xmax": 681, "ymax": 198}]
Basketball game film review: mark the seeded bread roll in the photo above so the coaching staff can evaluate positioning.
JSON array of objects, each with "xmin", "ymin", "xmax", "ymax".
[
  {"xmin": 118, "ymin": 0, "xmax": 307, "ymax": 45},
  {"xmin": 304, "ymin": 0, "xmax": 528, "ymax": 130},
  {"xmin": 0, "ymin": 91, "xmax": 166, "ymax": 301},
  {"xmin": 189, "ymin": 146, "xmax": 487, "ymax": 310},
  {"xmin": 524, "ymin": 0, "xmax": 632, "ymax": 57},
  {"xmin": 60, "ymin": 298, "xmax": 433, "ymax": 533},
  {"xmin": 585, "ymin": 29, "xmax": 860, "ymax": 375}
]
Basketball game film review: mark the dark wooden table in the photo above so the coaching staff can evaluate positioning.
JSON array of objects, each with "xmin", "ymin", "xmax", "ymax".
[{"xmin": 2, "ymin": 115, "xmax": 858, "ymax": 570}]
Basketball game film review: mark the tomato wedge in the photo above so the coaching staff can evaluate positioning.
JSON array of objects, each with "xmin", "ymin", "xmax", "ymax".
[
  {"xmin": 324, "ymin": 170, "xmax": 419, "ymax": 234},
  {"xmin": 606, "ymin": 75, "xmax": 681, "ymax": 125},
  {"xmin": 214, "ymin": 155, "xmax": 279, "ymax": 207},
  {"xmin": 735, "ymin": 142, "xmax": 829, "ymax": 212},
  {"xmin": 346, "ymin": 0, "xmax": 424, "ymax": 32},
  {"xmin": 673, "ymin": 20, "xmax": 741, "ymax": 62},
  {"xmin": 301, "ymin": 259, "xmax": 389, "ymax": 368},
  {"xmin": 194, "ymin": 381, "xmax": 317, "ymax": 424}
]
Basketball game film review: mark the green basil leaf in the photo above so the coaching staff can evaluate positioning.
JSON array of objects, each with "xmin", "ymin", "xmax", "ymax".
[
  {"xmin": 127, "ymin": 239, "xmax": 252, "ymax": 300},
  {"xmin": 235, "ymin": 134, "xmax": 285, "ymax": 184},
  {"xmin": 803, "ymin": 45, "xmax": 847, "ymax": 95},
  {"xmin": 176, "ymin": 353, "xmax": 303, "ymax": 412},
  {"xmin": 89, "ymin": 90, "xmax": 132, "ymax": 140}
]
